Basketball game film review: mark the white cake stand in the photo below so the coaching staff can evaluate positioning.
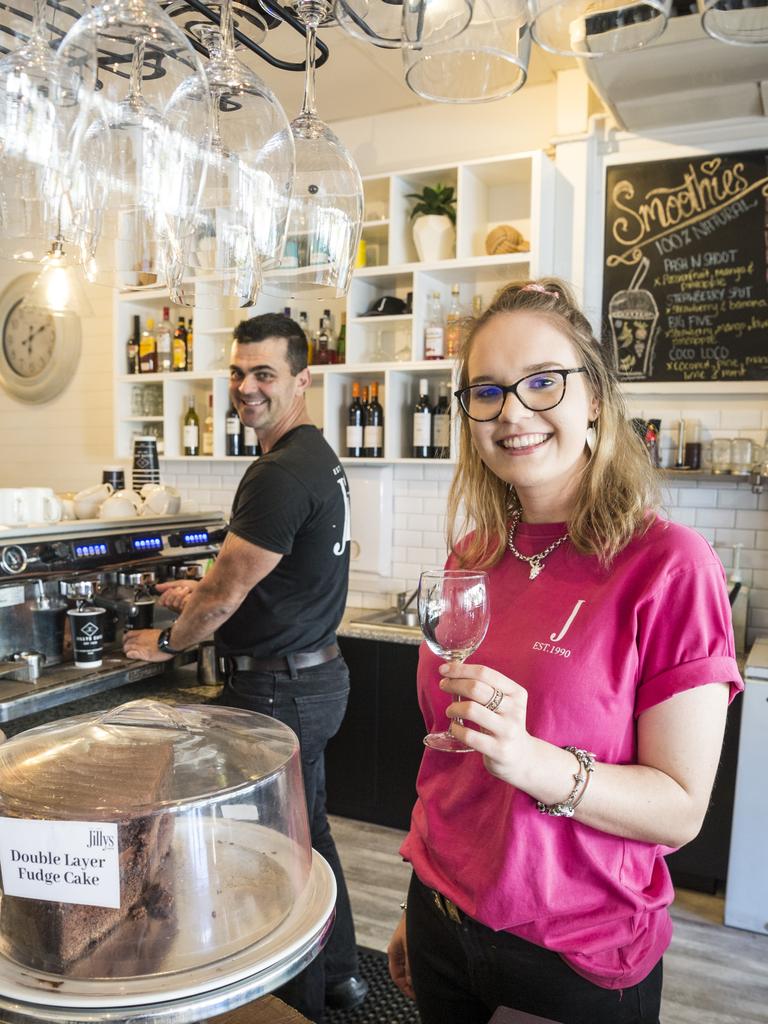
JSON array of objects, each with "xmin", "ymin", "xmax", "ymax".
[{"xmin": 0, "ymin": 852, "xmax": 336, "ymax": 1024}]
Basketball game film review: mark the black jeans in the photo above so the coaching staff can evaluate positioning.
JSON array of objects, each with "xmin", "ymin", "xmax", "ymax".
[
  {"xmin": 221, "ymin": 656, "xmax": 358, "ymax": 1024},
  {"xmin": 406, "ymin": 873, "xmax": 663, "ymax": 1024}
]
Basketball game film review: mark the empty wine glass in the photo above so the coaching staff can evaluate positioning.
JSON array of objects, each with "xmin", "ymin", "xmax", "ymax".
[
  {"xmin": 403, "ymin": 0, "xmax": 531, "ymax": 103},
  {"xmin": 529, "ymin": 0, "xmax": 672, "ymax": 58},
  {"xmin": 335, "ymin": 0, "xmax": 473, "ymax": 49},
  {"xmin": 58, "ymin": 0, "xmax": 212, "ymax": 286},
  {"xmin": 262, "ymin": 0, "xmax": 363, "ymax": 302},
  {"xmin": 0, "ymin": 0, "xmax": 97, "ymax": 261},
  {"xmin": 168, "ymin": 0, "xmax": 294, "ymax": 311},
  {"xmin": 419, "ymin": 569, "xmax": 490, "ymax": 753}
]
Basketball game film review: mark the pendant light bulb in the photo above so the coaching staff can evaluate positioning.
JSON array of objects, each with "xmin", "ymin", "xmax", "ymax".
[{"xmin": 22, "ymin": 238, "xmax": 93, "ymax": 318}]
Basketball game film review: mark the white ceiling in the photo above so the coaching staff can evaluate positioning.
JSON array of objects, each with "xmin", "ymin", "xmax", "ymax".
[{"xmin": 241, "ymin": 21, "xmax": 575, "ymax": 124}]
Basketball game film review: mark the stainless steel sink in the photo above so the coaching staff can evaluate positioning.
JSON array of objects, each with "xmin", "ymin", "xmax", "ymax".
[{"xmin": 348, "ymin": 608, "xmax": 420, "ymax": 631}]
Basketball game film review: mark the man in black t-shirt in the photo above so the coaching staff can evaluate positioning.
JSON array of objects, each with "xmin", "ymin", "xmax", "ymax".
[{"xmin": 124, "ymin": 314, "xmax": 365, "ymax": 1022}]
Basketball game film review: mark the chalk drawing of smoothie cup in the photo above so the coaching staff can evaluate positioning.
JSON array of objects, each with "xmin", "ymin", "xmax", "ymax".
[{"xmin": 609, "ymin": 257, "xmax": 659, "ymax": 378}]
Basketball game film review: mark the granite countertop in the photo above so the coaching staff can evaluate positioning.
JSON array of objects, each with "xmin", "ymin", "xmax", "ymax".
[{"xmin": 338, "ymin": 607, "xmax": 422, "ymax": 646}]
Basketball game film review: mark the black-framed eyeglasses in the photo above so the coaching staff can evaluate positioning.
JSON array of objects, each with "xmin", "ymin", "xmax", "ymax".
[{"xmin": 454, "ymin": 368, "xmax": 587, "ymax": 422}]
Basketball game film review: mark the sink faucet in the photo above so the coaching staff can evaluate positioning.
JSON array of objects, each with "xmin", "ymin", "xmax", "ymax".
[{"xmin": 397, "ymin": 587, "xmax": 419, "ymax": 612}]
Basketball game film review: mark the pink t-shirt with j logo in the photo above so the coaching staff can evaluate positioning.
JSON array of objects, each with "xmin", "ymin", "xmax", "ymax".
[{"xmin": 401, "ymin": 517, "xmax": 743, "ymax": 989}]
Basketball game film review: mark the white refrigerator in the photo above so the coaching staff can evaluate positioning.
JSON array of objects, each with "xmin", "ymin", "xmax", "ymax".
[{"xmin": 724, "ymin": 636, "xmax": 768, "ymax": 934}]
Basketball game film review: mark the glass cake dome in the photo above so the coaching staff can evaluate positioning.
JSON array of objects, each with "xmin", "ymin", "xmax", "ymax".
[{"xmin": 0, "ymin": 699, "xmax": 314, "ymax": 983}]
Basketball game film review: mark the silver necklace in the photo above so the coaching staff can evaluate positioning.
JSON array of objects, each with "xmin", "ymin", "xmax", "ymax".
[{"xmin": 507, "ymin": 509, "xmax": 569, "ymax": 581}]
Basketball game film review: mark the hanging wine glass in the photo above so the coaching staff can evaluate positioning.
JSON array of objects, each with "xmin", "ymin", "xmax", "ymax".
[
  {"xmin": 528, "ymin": 0, "xmax": 672, "ymax": 58},
  {"xmin": 262, "ymin": 0, "xmax": 363, "ymax": 302},
  {"xmin": 419, "ymin": 569, "xmax": 490, "ymax": 754},
  {"xmin": 168, "ymin": 0, "xmax": 294, "ymax": 312},
  {"xmin": 335, "ymin": 0, "xmax": 473, "ymax": 49},
  {"xmin": 0, "ymin": 0, "xmax": 97, "ymax": 262},
  {"xmin": 57, "ymin": 0, "xmax": 212, "ymax": 288},
  {"xmin": 403, "ymin": 0, "xmax": 530, "ymax": 103}
]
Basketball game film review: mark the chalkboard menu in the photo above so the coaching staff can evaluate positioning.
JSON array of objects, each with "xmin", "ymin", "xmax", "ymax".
[{"xmin": 602, "ymin": 150, "xmax": 768, "ymax": 382}]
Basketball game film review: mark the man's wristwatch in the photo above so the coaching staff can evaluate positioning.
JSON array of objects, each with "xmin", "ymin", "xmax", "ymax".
[{"xmin": 157, "ymin": 627, "xmax": 183, "ymax": 655}]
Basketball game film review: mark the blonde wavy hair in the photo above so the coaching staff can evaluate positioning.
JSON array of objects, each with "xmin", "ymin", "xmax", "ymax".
[{"xmin": 448, "ymin": 278, "xmax": 661, "ymax": 569}]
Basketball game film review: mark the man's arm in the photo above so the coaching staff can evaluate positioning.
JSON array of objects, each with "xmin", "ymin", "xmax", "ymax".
[{"xmin": 123, "ymin": 533, "xmax": 282, "ymax": 661}]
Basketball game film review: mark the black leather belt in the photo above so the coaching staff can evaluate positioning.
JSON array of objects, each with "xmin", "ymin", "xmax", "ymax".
[{"xmin": 224, "ymin": 643, "xmax": 339, "ymax": 674}]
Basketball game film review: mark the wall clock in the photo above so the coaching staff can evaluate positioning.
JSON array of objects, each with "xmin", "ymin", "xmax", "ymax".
[{"xmin": 0, "ymin": 273, "xmax": 82, "ymax": 403}]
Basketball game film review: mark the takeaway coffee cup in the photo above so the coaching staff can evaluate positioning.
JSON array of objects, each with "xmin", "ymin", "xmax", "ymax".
[
  {"xmin": 132, "ymin": 436, "xmax": 161, "ymax": 491},
  {"xmin": 102, "ymin": 466, "xmax": 126, "ymax": 491},
  {"xmin": 67, "ymin": 606, "xmax": 106, "ymax": 669}
]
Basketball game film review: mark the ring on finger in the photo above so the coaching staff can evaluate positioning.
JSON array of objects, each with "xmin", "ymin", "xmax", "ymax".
[{"xmin": 484, "ymin": 687, "xmax": 504, "ymax": 713}]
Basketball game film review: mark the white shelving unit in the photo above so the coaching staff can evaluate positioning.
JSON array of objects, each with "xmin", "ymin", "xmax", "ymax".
[{"xmin": 112, "ymin": 150, "xmax": 555, "ymax": 465}]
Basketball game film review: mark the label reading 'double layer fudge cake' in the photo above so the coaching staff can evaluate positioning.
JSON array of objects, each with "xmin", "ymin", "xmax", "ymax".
[{"xmin": 0, "ymin": 819, "xmax": 120, "ymax": 908}]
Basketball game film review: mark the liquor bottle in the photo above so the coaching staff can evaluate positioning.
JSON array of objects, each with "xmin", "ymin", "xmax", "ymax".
[
  {"xmin": 172, "ymin": 316, "xmax": 188, "ymax": 372},
  {"xmin": 202, "ymin": 392, "xmax": 214, "ymax": 456},
  {"xmin": 183, "ymin": 396, "xmax": 200, "ymax": 456},
  {"xmin": 243, "ymin": 423, "xmax": 259, "ymax": 456},
  {"xmin": 472, "ymin": 294, "xmax": 483, "ymax": 319},
  {"xmin": 346, "ymin": 382, "xmax": 364, "ymax": 458},
  {"xmin": 156, "ymin": 306, "xmax": 173, "ymax": 373},
  {"xmin": 186, "ymin": 318, "xmax": 194, "ymax": 371},
  {"xmin": 445, "ymin": 285, "xmax": 463, "ymax": 359},
  {"xmin": 283, "ymin": 306, "xmax": 292, "ymax": 319},
  {"xmin": 126, "ymin": 314, "xmax": 140, "ymax": 374},
  {"xmin": 299, "ymin": 311, "xmax": 312, "ymax": 364},
  {"xmin": 424, "ymin": 292, "xmax": 445, "ymax": 360},
  {"xmin": 314, "ymin": 314, "xmax": 333, "ymax": 365},
  {"xmin": 336, "ymin": 312, "xmax": 346, "ymax": 365},
  {"xmin": 139, "ymin": 318, "xmax": 158, "ymax": 374},
  {"xmin": 365, "ymin": 381, "xmax": 384, "ymax": 458},
  {"xmin": 432, "ymin": 381, "xmax": 451, "ymax": 459},
  {"xmin": 413, "ymin": 378, "xmax": 432, "ymax": 458},
  {"xmin": 225, "ymin": 405, "xmax": 242, "ymax": 456}
]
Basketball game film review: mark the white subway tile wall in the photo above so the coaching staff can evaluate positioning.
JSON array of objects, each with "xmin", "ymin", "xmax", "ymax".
[{"xmin": 164, "ymin": 400, "xmax": 768, "ymax": 648}]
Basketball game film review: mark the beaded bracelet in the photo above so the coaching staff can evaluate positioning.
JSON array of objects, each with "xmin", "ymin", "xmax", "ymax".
[{"xmin": 536, "ymin": 746, "xmax": 596, "ymax": 818}]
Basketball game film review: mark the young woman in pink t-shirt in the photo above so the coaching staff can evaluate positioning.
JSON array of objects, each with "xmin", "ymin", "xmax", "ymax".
[{"xmin": 387, "ymin": 279, "xmax": 742, "ymax": 1024}]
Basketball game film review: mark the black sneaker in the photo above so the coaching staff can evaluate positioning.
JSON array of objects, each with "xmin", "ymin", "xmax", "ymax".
[{"xmin": 325, "ymin": 975, "xmax": 369, "ymax": 1011}]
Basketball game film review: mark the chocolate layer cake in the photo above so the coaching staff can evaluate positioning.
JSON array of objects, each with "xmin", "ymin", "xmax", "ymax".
[{"xmin": 0, "ymin": 733, "xmax": 175, "ymax": 974}]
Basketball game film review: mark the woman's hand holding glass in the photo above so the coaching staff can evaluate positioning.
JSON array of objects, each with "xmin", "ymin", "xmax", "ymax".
[
  {"xmin": 437, "ymin": 661, "xmax": 535, "ymax": 786},
  {"xmin": 419, "ymin": 569, "xmax": 490, "ymax": 753}
]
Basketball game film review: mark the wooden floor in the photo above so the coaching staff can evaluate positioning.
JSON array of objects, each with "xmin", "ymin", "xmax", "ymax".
[{"xmin": 330, "ymin": 816, "xmax": 768, "ymax": 1024}]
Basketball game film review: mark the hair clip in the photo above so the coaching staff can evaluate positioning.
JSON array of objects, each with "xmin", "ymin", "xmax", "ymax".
[{"xmin": 521, "ymin": 283, "xmax": 559, "ymax": 297}]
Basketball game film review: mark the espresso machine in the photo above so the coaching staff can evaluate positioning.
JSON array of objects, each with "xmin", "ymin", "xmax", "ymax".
[{"xmin": 0, "ymin": 511, "xmax": 227, "ymax": 724}]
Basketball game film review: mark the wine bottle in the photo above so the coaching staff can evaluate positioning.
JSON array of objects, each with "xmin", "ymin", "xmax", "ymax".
[
  {"xmin": 172, "ymin": 316, "xmax": 188, "ymax": 372},
  {"xmin": 225, "ymin": 405, "xmax": 242, "ymax": 456},
  {"xmin": 186, "ymin": 318, "xmax": 194, "ymax": 371},
  {"xmin": 413, "ymin": 378, "xmax": 432, "ymax": 458},
  {"xmin": 365, "ymin": 381, "xmax": 384, "ymax": 458},
  {"xmin": 424, "ymin": 292, "xmax": 445, "ymax": 360},
  {"xmin": 445, "ymin": 285, "xmax": 463, "ymax": 359},
  {"xmin": 432, "ymin": 381, "xmax": 451, "ymax": 459},
  {"xmin": 139, "ymin": 318, "xmax": 158, "ymax": 374},
  {"xmin": 336, "ymin": 312, "xmax": 346, "ymax": 365},
  {"xmin": 243, "ymin": 424, "xmax": 260, "ymax": 456},
  {"xmin": 347, "ymin": 382, "xmax": 364, "ymax": 457},
  {"xmin": 314, "ymin": 314, "xmax": 334, "ymax": 365},
  {"xmin": 183, "ymin": 396, "xmax": 199, "ymax": 456},
  {"xmin": 202, "ymin": 392, "xmax": 214, "ymax": 456},
  {"xmin": 126, "ymin": 314, "xmax": 140, "ymax": 374},
  {"xmin": 156, "ymin": 306, "xmax": 172, "ymax": 373}
]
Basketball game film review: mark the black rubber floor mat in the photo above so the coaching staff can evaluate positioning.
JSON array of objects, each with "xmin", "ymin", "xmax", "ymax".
[{"xmin": 325, "ymin": 947, "xmax": 421, "ymax": 1024}]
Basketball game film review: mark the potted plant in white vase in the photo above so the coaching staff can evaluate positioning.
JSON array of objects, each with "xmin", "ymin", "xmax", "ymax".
[{"xmin": 407, "ymin": 183, "xmax": 457, "ymax": 262}]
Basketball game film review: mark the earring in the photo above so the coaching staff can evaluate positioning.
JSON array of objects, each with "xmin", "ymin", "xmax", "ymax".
[{"xmin": 586, "ymin": 422, "xmax": 597, "ymax": 454}]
